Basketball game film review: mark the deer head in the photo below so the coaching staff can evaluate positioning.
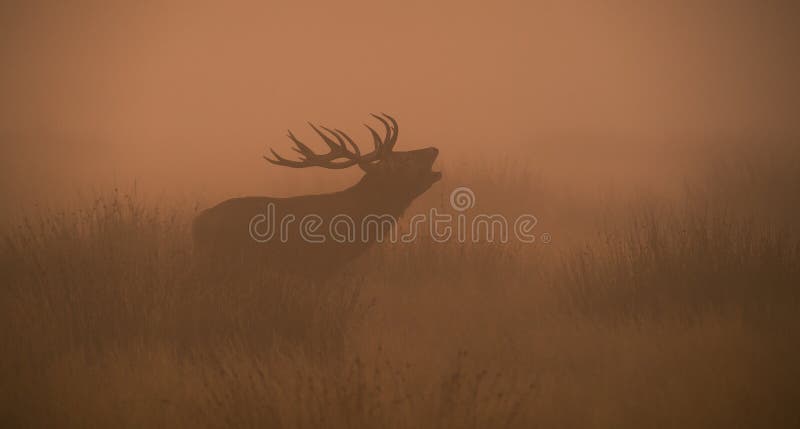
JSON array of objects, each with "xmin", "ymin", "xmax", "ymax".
[{"xmin": 264, "ymin": 114, "xmax": 441, "ymax": 198}]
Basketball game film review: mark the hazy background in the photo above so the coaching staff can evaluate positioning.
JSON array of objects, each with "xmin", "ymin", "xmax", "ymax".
[
  {"xmin": 2, "ymin": 0, "xmax": 799, "ymax": 214},
  {"xmin": 3, "ymin": 3, "xmax": 800, "ymax": 426}
]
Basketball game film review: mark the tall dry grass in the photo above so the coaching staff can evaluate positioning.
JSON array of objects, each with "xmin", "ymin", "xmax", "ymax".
[{"xmin": 1, "ymin": 146, "xmax": 799, "ymax": 428}]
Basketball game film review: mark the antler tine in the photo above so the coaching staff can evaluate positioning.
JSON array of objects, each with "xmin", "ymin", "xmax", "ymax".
[
  {"xmin": 363, "ymin": 123, "xmax": 385, "ymax": 153},
  {"xmin": 265, "ymin": 114, "xmax": 397, "ymax": 169},
  {"xmin": 286, "ymin": 130, "xmax": 316, "ymax": 158},
  {"xmin": 369, "ymin": 113, "xmax": 397, "ymax": 153},
  {"xmin": 309, "ymin": 123, "xmax": 342, "ymax": 152},
  {"xmin": 370, "ymin": 113, "xmax": 394, "ymax": 144},
  {"xmin": 319, "ymin": 126, "xmax": 347, "ymax": 151},
  {"xmin": 266, "ymin": 123, "xmax": 362, "ymax": 169},
  {"xmin": 264, "ymin": 149, "xmax": 307, "ymax": 167},
  {"xmin": 380, "ymin": 112, "xmax": 399, "ymax": 150},
  {"xmin": 333, "ymin": 129, "xmax": 361, "ymax": 158}
]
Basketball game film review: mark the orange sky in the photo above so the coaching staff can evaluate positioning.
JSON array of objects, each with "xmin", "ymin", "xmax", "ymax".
[{"xmin": 2, "ymin": 0, "xmax": 798, "ymax": 208}]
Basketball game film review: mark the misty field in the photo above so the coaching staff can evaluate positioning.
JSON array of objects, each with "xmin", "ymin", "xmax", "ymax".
[{"xmin": 1, "ymin": 146, "xmax": 799, "ymax": 428}]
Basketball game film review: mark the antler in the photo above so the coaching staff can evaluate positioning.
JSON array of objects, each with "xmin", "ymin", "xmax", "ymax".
[{"xmin": 265, "ymin": 113, "xmax": 398, "ymax": 169}]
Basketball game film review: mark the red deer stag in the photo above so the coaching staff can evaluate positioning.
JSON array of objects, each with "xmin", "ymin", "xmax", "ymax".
[{"xmin": 192, "ymin": 113, "xmax": 441, "ymax": 279}]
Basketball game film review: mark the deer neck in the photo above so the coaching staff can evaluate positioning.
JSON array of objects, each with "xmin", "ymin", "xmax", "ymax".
[{"xmin": 345, "ymin": 175, "xmax": 418, "ymax": 217}]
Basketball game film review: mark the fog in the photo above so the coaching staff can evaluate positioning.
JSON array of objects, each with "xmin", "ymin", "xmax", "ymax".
[
  {"xmin": 2, "ymin": 0, "xmax": 798, "ymax": 210},
  {"xmin": 3, "ymin": 3, "xmax": 800, "ymax": 426}
]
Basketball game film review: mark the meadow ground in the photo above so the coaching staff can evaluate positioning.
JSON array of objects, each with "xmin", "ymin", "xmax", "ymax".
[{"xmin": 1, "ymin": 144, "xmax": 799, "ymax": 428}]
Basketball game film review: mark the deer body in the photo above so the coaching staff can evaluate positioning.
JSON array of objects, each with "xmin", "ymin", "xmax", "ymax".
[{"xmin": 192, "ymin": 114, "xmax": 440, "ymax": 278}]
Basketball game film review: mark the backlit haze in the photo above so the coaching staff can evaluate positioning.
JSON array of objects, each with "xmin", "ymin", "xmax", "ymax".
[{"xmin": 2, "ymin": 0, "xmax": 798, "ymax": 215}]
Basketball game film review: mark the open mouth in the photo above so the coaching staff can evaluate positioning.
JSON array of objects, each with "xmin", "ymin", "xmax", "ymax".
[
  {"xmin": 428, "ymin": 149, "xmax": 441, "ymax": 181},
  {"xmin": 428, "ymin": 160, "xmax": 442, "ymax": 182}
]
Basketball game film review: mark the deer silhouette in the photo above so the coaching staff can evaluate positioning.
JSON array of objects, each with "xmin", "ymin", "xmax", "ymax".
[{"xmin": 192, "ymin": 114, "xmax": 441, "ymax": 279}]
